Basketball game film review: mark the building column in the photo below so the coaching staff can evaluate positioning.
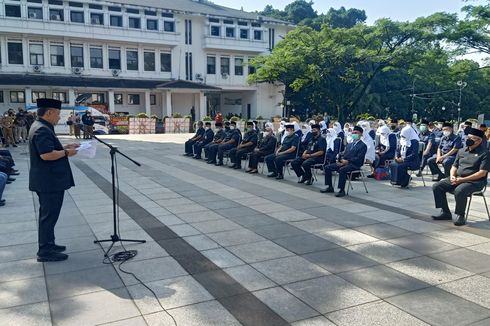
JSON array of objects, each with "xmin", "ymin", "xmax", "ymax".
[
  {"xmin": 108, "ymin": 90, "xmax": 115, "ymax": 113},
  {"xmin": 199, "ymin": 92, "xmax": 206, "ymax": 120},
  {"xmin": 161, "ymin": 92, "xmax": 166, "ymax": 118},
  {"xmin": 144, "ymin": 91, "xmax": 151, "ymax": 116},
  {"xmin": 68, "ymin": 89, "xmax": 76, "ymax": 106},
  {"xmin": 24, "ymin": 88, "xmax": 32, "ymax": 107},
  {"xmin": 165, "ymin": 90, "xmax": 172, "ymax": 117}
]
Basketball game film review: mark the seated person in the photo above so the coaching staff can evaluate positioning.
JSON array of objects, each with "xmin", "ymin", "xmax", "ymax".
[
  {"xmin": 205, "ymin": 122, "xmax": 229, "ymax": 163},
  {"xmin": 291, "ymin": 124, "xmax": 326, "ymax": 185},
  {"xmin": 193, "ymin": 122, "xmax": 214, "ymax": 159},
  {"xmin": 299, "ymin": 122, "xmax": 313, "ymax": 153},
  {"xmin": 184, "ymin": 121, "xmax": 205, "ymax": 156},
  {"xmin": 229, "ymin": 121, "xmax": 258, "ymax": 169},
  {"xmin": 432, "ymin": 128, "xmax": 490, "ymax": 226},
  {"xmin": 247, "ymin": 125, "xmax": 277, "ymax": 174},
  {"xmin": 427, "ymin": 122, "xmax": 462, "ymax": 181},
  {"xmin": 265, "ymin": 124, "xmax": 299, "ymax": 180},
  {"xmin": 215, "ymin": 121, "xmax": 241, "ymax": 166},
  {"xmin": 0, "ymin": 171, "xmax": 6, "ymax": 206},
  {"xmin": 369, "ymin": 125, "xmax": 396, "ymax": 176},
  {"xmin": 324, "ymin": 128, "xmax": 342, "ymax": 164},
  {"xmin": 321, "ymin": 126, "xmax": 367, "ymax": 197},
  {"xmin": 389, "ymin": 125, "xmax": 421, "ymax": 188},
  {"xmin": 417, "ymin": 120, "xmax": 436, "ymax": 176}
]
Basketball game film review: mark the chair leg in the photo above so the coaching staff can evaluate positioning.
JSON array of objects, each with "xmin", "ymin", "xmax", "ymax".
[
  {"xmin": 483, "ymin": 195, "xmax": 490, "ymax": 220},
  {"xmin": 346, "ymin": 173, "xmax": 352, "ymax": 195},
  {"xmin": 360, "ymin": 171, "xmax": 368, "ymax": 193},
  {"xmin": 420, "ymin": 173, "xmax": 426, "ymax": 187},
  {"xmin": 466, "ymin": 195, "xmax": 472, "ymax": 221}
]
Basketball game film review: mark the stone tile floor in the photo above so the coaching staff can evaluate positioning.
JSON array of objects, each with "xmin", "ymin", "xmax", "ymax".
[{"xmin": 0, "ymin": 133, "xmax": 489, "ymax": 325}]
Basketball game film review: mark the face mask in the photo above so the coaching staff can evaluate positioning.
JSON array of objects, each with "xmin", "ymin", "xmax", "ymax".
[
  {"xmin": 263, "ymin": 131, "xmax": 270, "ymax": 137},
  {"xmin": 344, "ymin": 128, "xmax": 349, "ymax": 133},
  {"xmin": 351, "ymin": 134, "xmax": 360, "ymax": 141},
  {"xmin": 205, "ymin": 127, "xmax": 209, "ymax": 130},
  {"xmin": 230, "ymin": 126, "xmax": 235, "ymax": 130},
  {"xmin": 443, "ymin": 130, "xmax": 451, "ymax": 137},
  {"xmin": 420, "ymin": 125, "xmax": 427, "ymax": 132},
  {"xmin": 466, "ymin": 139, "xmax": 475, "ymax": 147},
  {"xmin": 287, "ymin": 130, "xmax": 294, "ymax": 136}
]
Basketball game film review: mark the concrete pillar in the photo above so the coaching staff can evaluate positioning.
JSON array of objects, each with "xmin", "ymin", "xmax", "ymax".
[
  {"xmin": 199, "ymin": 92, "xmax": 206, "ymax": 120},
  {"xmin": 165, "ymin": 90, "xmax": 172, "ymax": 117},
  {"xmin": 24, "ymin": 88, "xmax": 32, "ymax": 107},
  {"xmin": 108, "ymin": 90, "xmax": 115, "ymax": 113},
  {"xmin": 161, "ymin": 92, "xmax": 166, "ymax": 118},
  {"xmin": 144, "ymin": 91, "xmax": 151, "ymax": 116},
  {"xmin": 68, "ymin": 89, "xmax": 76, "ymax": 106}
]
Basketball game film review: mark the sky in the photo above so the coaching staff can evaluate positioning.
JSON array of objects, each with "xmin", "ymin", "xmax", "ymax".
[{"xmin": 214, "ymin": 0, "xmax": 486, "ymax": 24}]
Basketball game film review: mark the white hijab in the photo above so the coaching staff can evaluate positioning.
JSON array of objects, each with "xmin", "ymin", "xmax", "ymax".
[
  {"xmin": 278, "ymin": 121, "xmax": 286, "ymax": 133},
  {"xmin": 332, "ymin": 122, "xmax": 342, "ymax": 135},
  {"xmin": 359, "ymin": 121, "xmax": 375, "ymax": 162},
  {"xmin": 344, "ymin": 123, "xmax": 353, "ymax": 143},
  {"xmin": 376, "ymin": 125, "xmax": 391, "ymax": 147},
  {"xmin": 400, "ymin": 125, "xmax": 417, "ymax": 158},
  {"xmin": 264, "ymin": 122, "xmax": 275, "ymax": 136},
  {"xmin": 319, "ymin": 121, "xmax": 327, "ymax": 132},
  {"xmin": 326, "ymin": 128, "xmax": 338, "ymax": 151},
  {"xmin": 301, "ymin": 123, "xmax": 311, "ymax": 142}
]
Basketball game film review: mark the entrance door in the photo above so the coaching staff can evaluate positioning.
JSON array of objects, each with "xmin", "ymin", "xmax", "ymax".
[{"xmin": 247, "ymin": 104, "xmax": 251, "ymax": 120}]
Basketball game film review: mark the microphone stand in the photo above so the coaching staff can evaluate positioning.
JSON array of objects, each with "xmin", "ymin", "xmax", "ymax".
[{"xmin": 91, "ymin": 135, "xmax": 146, "ymax": 256}]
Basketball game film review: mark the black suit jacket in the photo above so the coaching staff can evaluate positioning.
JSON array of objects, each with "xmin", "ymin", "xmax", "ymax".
[
  {"xmin": 343, "ymin": 140, "xmax": 367, "ymax": 168},
  {"xmin": 28, "ymin": 118, "xmax": 75, "ymax": 193}
]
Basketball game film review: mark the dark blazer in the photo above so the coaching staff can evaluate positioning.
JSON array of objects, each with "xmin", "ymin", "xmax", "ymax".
[
  {"xmin": 343, "ymin": 140, "xmax": 367, "ymax": 168},
  {"xmin": 258, "ymin": 135, "xmax": 277, "ymax": 153},
  {"xmin": 395, "ymin": 139, "xmax": 421, "ymax": 169},
  {"xmin": 202, "ymin": 128, "xmax": 214, "ymax": 144},
  {"xmin": 28, "ymin": 119, "xmax": 75, "ymax": 193}
]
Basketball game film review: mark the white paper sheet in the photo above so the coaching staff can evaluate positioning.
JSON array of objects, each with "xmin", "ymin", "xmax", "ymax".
[{"xmin": 76, "ymin": 141, "xmax": 97, "ymax": 158}]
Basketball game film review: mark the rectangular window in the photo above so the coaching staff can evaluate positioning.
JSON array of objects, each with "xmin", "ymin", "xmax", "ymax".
[
  {"xmin": 5, "ymin": 5, "xmax": 21, "ymax": 17},
  {"xmin": 248, "ymin": 57, "xmax": 256, "ymax": 74},
  {"xmin": 150, "ymin": 94, "xmax": 156, "ymax": 105},
  {"xmin": 126, "ymin": 8, "xmax": 139, "ymax": 14},
  {"xmin": 144, "ymin": 10, "xmax": 156, "ymax": 16},
  {"xmin": 240, "ymin": 29, "xmax": 249, "ymax": 39},
  {"xmin": 52, "ymin": 92, "xmax": 67, "ymax": 103},
  {"xmin": 49, "ymin": 8, "xmax": 64, "ymax": 21},
  {"xmin": 108, "ymin": 48, "xmax": 121, "ymax": 69},
  {"xmin": 50, "ymin": 44, "xmax": 64, "ymax": 66},
  {"xmin": 223, "ymin": 19, "xmax": 234, "ymax": 25},
  {"xmin": 209, "ymin": 18, "xmax": 219, "ymax": 23},
  {"xmin": 10, "ymin": 91, "xmax": 25, "ymax": 103},
  {"xmin": 28, "ymin": 7, "xmax": 43, "ymax": 19},
  {"xmin": 90, "ymin": 13, "xmax": 104, "ymax": 25},
  {"xmin": 88, "ymin": 4, "xmax": 102, "ymax": 10},
  {"xmin": 185, "ymin": 52, "xmax": 192, "ymax": 80},
  {"xmin": 147, "ymin": 19, "xmax": 158, "ymax": 30},
  {"xmin": 29, "ymin": 43, "xmax": 44, "ymax": 65},
  {"xmin": 226, "ymin": 27, "xmax": 235, "ymax": 38},
  {"xmin": 254, "ymin": 30, "xmax": 262, "ymax": 40},
  {"xmin": 28, "ymin": 0, "xmax": 43, "ymax": 3},
  {"xmin": 8, "ymin": 42, "xmax": 23, "ymax": 64},
  {"xmin": 210, "ymin": 26, "xmax": 220, "ymax": 37},
  {"xmin": 163, "ymin": 21, "xmax": 175, "ymax": 32},
  {"xmin": 91, "ymin": 93, "xmax": 105, "ymax": 103},
  {"xmin": 185, "ymin": 19, "xmax": 192, "ymax": 45},
  {"xmin": 269, "ymin": 28, "xmax": 275, "ymax": 50},
  {"xmin": 161, "ymin": 12, "xmax": 173, "ymax": 18},
  {"xmin": 128, "ymin": 94, "xmax": 140, "ymax": 105},
  {"xmin": 89, "ymin": 47, "xmax": 103, "ymax": 69},
  {"xmin": 144, "ymin": 52, "xmax": 155, "ymax": 71},
  {"xmin": 126, "ymin": 50, "xmax": 138, "ymax": 70},
  {"xmin": 129, "ymin": 17, "xmax": 140, "ymax": 28},
  {"xmin": 48, "ymin": 0, "xmax": 63, "ymax": 5},
  {"xmin": 69, "ymin": 2, "xmax": 83, "ymax": 8},
  {"xmin": 234, "ymin": 57, "xmax": 243, "ymax": 76},
  {"xmin": 110, "ymin": 15, "xmax": 122, "ymax": 27},
  {"xmin": 238, "ymin": 21, "xmax": 248, "ymax": 26},
  {"xmin": 251, "ymin": 22, "xmax": 261, "ymax": 27},
  {"xmin": 108, "ymin": 6, "xmax": 121, "ymax": 12},
  {"xmin": 32, "ymin": 91, "xmax": 46, "ymax": 102},
  {"xmin": 207, "ymin": 56, "xmax": 216, "ymax": 74},
  {"xmin": 0, "ymin": 91, "xmax": 3, "ymax": 103},
  {"xmin": 70, "ymin": 45, "xmax": 84, "ymax": 67},
  {"xmin": 160, "ymin": 53, "xmax": 171, "ymax": 72},
  {"xmin": 114, "ymin": 94, "xmax": 123, "ymax": 104},
  {"xmin": 70, "ymin": 11, "xmax": 84, "ymax": 23},
  {"xmin": 220, "ymin": 57, "xmax": 230, "ymax": 75}
]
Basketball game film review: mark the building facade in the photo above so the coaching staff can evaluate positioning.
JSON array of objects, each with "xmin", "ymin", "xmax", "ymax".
[{"xmin": 0, "ymin": 0, "xmax": 291, "ymax": 119}]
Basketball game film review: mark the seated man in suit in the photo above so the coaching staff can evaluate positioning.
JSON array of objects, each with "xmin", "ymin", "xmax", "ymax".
[
  {"xmin": 432, "ymin": 128, "xmax": 490, "ymax": 226},
  {"xmin": 193, "ymin": 122, "xmax": 214, "ymax": 159},
  {"xmin": 265, "ymin": 124, "xmax": 299, "ymax": 180},
  {"xmin": 184, "ymin": 121, "xmax": 205, "ymax": 156},
  {"xmin": 229, "ymin": 121, "xmax": 258, "ymax": 169},
  {"xmin": 246, "ymin": 124, "xmax": 277, "ymax": 174},
  {"xmin": 291, "ymin": 123, "xmax": 326, "ymax": 185},
  {"xmin": 215, "ymin": 121, "xmax": 241, "ymax": 166},
  {"xmin": 206, "ymin": 122, "xmax": 229, "ymax": 164},
  {"xmin": 321, "ymin": 125, "xmax": 367, "ymax": 197}
]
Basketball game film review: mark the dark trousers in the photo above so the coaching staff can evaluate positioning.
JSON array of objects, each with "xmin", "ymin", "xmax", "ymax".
[
  {"xmin": 291, "ymin": 157, "xmax": 323, "ymax": 180},
  {"xmin": 193, "ymin": 141, "xmax": 211, "ymax": 158},
  {"xmin": 248, "ymin": 150, "xmax": 273, "ymax": 169},
  {"xmin": 206, "ymin": 143, "xmax": 220, "ymax": 162},
  {"xmin": 433, "ymin": 179, "xmax": 485, "ymax": 216},
  {"xmin": 389, "ymin": 161, "xmax": 412, "ymax": 187},
  {"xmin": 374, "ymin": 152, "xmax": 394, "ymax": 168},
  {"xmin": 185, "ymin": 139, "xmax": 197, "ymax": 154},
  {"xmin": 420, "ymin": 153, "xmax": 433, "ymax": 171},
  {"xmin": 37, "ymin": 191, "xmax": 65, "ymax": 253},
  {"xmin": 265, "ymin": 152, "xmax": 296, "ymax": 174},
  {"xmin": 229, "ymin": 147, "xmax": 254, "ymax": 166},
  {"xmin": 324, "ymin": 163, "xmax": 360, "ymax": 191},
  {"xmin": 217, "ymin": 143, "xmax": 236, "ymax": 162},
  {"xmin": 428, "ymin": 155, "xmax": 456, "ymax": 177}
]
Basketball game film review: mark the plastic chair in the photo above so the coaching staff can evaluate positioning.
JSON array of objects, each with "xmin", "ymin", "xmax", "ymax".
[
  {"xmin": 465, "ymin": 185, "xmax": 490, "ymax": 223},
  {"xmin": 346, "ymin": 167, "xmax": 369, "ymax": 195},
  {"xmin": 407, "ymin": 142, "xmax": 427, "ymax": 187},
  {"xmin": 284, "ymin": 141, "xmax": 301, "ymax": 175},
  {"xmin": 311, "ymin": 137, "xmax": 342, "ymax": 182}
]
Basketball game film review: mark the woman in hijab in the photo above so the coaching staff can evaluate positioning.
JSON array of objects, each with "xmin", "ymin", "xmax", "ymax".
[
  {"xmin": 332, "ymin": 121, "xmax": 344, "ymax": 142},
  {"xmin": 325, "ymin": 128, "xmax": 341, "ymax": 164},
  {"xmin": 343, "ymin": 123, "xmax": 353, "ymax": 145},
  {"xmin": 277, "ymin": 120, "xmax": 286, "ymax": 144},
  {"xmin": 372, "ymin": 125, "xmax": 397, "ymax": 169},
  {"xmin": 389, "ymin": 125, "xmax": 421, "ymax": 188},
  {"xmin": 247, "ymin": 124, "xmax": 277, "ymax": 174},
  {"xmin": 359, "ymin": 121, "xmax": 376, "ymax": 163},
  {"xmin": 319, "ymin": 121, "xmax": 328, "ymax": 135},
  {"xmin": 293, "ymin": 121, "xmax": 303, "ymax": 139},
  {"xmin": 300, "ymin": 123, "xmax": 313, "ymax": 153}
]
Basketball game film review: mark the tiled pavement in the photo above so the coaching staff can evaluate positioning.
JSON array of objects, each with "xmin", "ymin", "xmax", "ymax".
[{"xmin": 1, "ymin": 133, "xmax": 490, "ymax": 326}]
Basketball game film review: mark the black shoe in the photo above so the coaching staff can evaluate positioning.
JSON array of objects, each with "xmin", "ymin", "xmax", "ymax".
[
  {"xmin": 0, "ymin": 199, "xmax": 5, "ymax": 204},
  {"xmin": 215, "ymin": 161, "xmax": 223, "ymax": 166},
  {"xmin": 12, "ymin": 144, "xmax": 18, "ymax": 147},
  {"xmin": 366, "ymin": 174, "xmax": 375, "ymax": 178},
  {"xmin": 0, "ymin": 201, "xmax": 5, "ymax": 207},
  {"xmin": 9, "ymin": 172, "xmax": 19, "ymax": 176},
  {"xmin": 298, "ymin": 176, "xmax": 306, "ymax": 183},
  {"xmin": 194, "ymin": 156, "xmax": 201, "ymax": 160},
  {"xmin": 37, "ymin": 251, "xmax": 68, "ymax": 262},
  {"xmin": 432, "ymin": 175, "xmax": 444, "ymax": 182},
  {"xmin": 49, "ymin": 244, "xmax": 67, "ymax": 252},
  {"xmin": 6, "ymin": 181, "xmax": 12, "ymax": 184},
  {"xmin": 207, "ymin": 160, "xmax": 216, "ymax": 164},
  {"xmin": 233, "ymin": 165, "xmax": 241, "ymax": 169},
  {"xmin": 320, "ymin": 186, "xmax": 334, "ymax": 193},
  {"xmin": 305, "ymin": 178, "xmax": 314, "ymax": 185},
  {"xmin": 276, "ymin": 174, "xmax": 284, "ymax": 180},
  {"xmin": 267, "ymin": 172, "xmax": 278, "ymax": 178},
  {"xmin": 431, "ymin": 210, "xmax": 452, "ymax": 220},
  {"xmin": 7, "ymin": 178, "xmax": 15, "ymax": 182},
  {"xmin": 335, "ymin": 190, "xmax": 346, "ymax": 197},
  {"xmin": 454, "ymin": 215, "xmax": 466, "ymax": 226},
  {"xmin": 229, "ymin": 164, "xmax": 237, "ymax": 169},
  {"xmin": 415, "ymin": 171, "xmax": 423, "ymax": 177}
]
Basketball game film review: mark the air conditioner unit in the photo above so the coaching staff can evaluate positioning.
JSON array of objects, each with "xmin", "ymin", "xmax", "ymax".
[
  {"xmin": 50, "ymin": 14, "xmax": 61, "ymax": 20},
  {"xmin": 28, "ymin": 12, "xmax": 38, "ymax": 19},
  {"xmin": 33, "ymin": 65, "xmax": 42, "ymax": 73},
  {"xmin": 111, "ymin": 69, "xmax": 121, "ymax": 77},
  {"xmin": 221, "ymin": 73, "xmax": 229, "ymax": 79},
  {"xmin": 72, "ymin": 67, "xmax": 83, "ymax": 75}
]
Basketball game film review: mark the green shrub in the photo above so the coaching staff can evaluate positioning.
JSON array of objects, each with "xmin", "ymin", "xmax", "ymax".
[
  {"xmin": 202, "ymin": 115, "xmax": 212, "ymax": 121},
  {"xmin": 172, "ymin": 113, "xmax": 183, "ymax": 118},
  {"xmin": 256, "ymin": 115, "xmax": 264, "ymax": 120},
  {"xmin": 150, "ymin": 115, "xmax": 159, "ymax": 120},
  {"xmin": 230, "ymin": 116, "xmax": 240, "ymax": 122},
  {"xmin": 136, "ymin": 113, "xmax": 148, "ymax": 118}
]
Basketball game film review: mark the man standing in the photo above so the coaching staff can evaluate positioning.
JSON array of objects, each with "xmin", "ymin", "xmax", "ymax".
[
  {"xmin": 82, "ymin": 110, "xmax": 95, "ymax": 139},
  {"xmin": 1, "ymin": 111, "xmax": 17, "ymax": 147},
  {"xmin": 432, "ymin": 128, "xmax": 490, "ymax": 226},
  {"xmin": 29, "ymin": 99, "xmax": 79, "ymax": 262},
  {"xmin": 291, "ymin": 124, "xmax": 326, "ymax": 185}
]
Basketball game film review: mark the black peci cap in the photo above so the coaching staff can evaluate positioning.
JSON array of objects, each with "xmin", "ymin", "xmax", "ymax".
[
  {"xmin": 37, "ymin": 98, "xmax": 62, "ymax": 109},
  {"xmin": 353, "ymin": 126, "xmax": 364, "ymax": 133},
  {"xmin": 468, "ymin": 127, "xmax": 485, "ymax": 138}
]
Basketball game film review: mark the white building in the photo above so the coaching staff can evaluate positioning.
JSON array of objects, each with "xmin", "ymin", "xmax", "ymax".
[{"xmin": 0, "ymin": 0, "xmax": 291, "ymax": 119}]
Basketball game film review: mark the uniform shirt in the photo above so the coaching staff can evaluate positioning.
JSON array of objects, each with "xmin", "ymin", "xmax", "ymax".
[
  {"xmin": 438, "ymin": 133, "xmax": 462, "ymax": 156},
  {"xmin": 229, "ymin": 129, "xmax": 241, "ymax": 144},
  {"xmin": 202, "ymin": 128, "xmax": 214, "ymax": 142},
  {"xmin": 306, "ymin": 134, "xmax": 327, "ymax": 154},
  {"xmin": 432, "ymin": 128, "xmax": 443, "ymax": 145},
  {"xmin": 258, "ymin": 135, "xmax": 277, "ymax": 152},
  {"xmin": 420, "ymin": 131, "xmax": 436, "ymax": 155},
  {"xmin": 213, "ymin": 129, "xmax": 226, "ymax": 141},
  {"xmin": 241, "ymin": 130, "xmax": 258, "ymax": 146},
  {"xmin": 279, "ymin": 133, "xmax": 299, "ymax": 153},
  {"xmin": 453, "ymin": 144, "xmax": 490, "ymax": 180},
  {"xmin": 194, "ymin": 127, "xmax": 205, "ymax": 138}
]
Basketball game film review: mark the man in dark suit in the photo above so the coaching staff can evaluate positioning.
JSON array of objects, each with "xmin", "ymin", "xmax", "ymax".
[
  {"xmin": 321, "ymin": 125, "xmax": 367, "ymax": 197},
  {"xmin": 29, "ymin": 99, "xmax": 79, "ymax": 262},
  {"xmin": 229, "ymin": 121, "xmax": 258, "ymax": 169},
  {"xmin": 193, "ymin": 121, "xmax": 214, "ymax": 159},
  {"xmin": 184, "ymin": 121, "xmax": 205, "ymax": 156}
]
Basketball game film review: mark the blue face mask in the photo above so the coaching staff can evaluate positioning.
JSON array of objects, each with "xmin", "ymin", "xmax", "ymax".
[{"xmin": 351, "ymin": 134, "xmax": 360, "ymax": 141}]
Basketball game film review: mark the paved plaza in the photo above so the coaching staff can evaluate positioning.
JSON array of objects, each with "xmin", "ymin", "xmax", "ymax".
[{"xmin": 1, "ymin": 134, "xmax": 490, "ymax": 326}]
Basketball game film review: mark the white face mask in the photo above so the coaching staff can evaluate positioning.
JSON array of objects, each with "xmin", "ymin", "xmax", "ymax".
[
  {"xmin": 205, "ymin": 127, "xmax": 209, "ymax": 130},
  {"xmin": 230, "ymin": 126, "xmax": 235, "ymax": 130},
  {"xmin": 287, "ymin": 130, "xmax": 294, "ymax": 136},
  {"xmin": 263, "ymin": 131, "xmax": 270, "ymax": 136},
  {"xmin": 443, "ymin": 130, "xmax": 451, "ymax": 137}
]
